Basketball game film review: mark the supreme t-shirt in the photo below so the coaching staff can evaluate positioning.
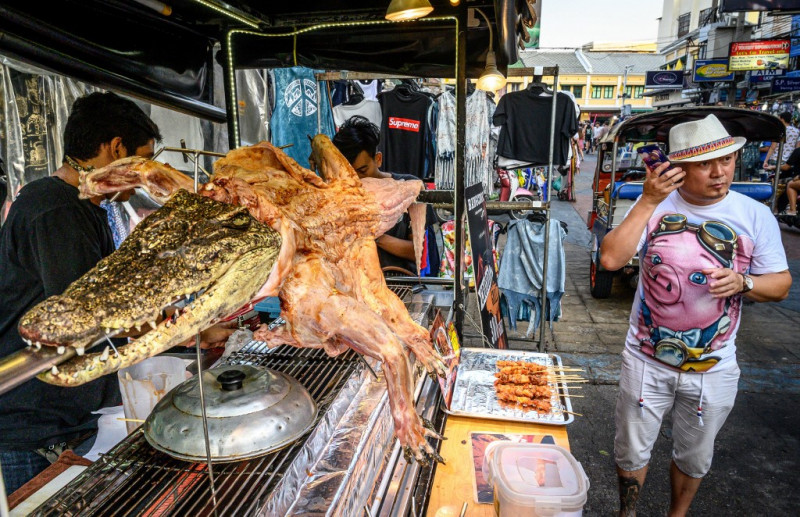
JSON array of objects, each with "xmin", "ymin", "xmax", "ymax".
[{"xmin": 379, "ymin": 88, "xmax": 433, "ymax": 178}]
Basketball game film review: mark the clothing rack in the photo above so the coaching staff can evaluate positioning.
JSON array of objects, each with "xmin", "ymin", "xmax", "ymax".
[{"xmin": 504, "ymin": 65, "xmax": 560, "ymax": 351}]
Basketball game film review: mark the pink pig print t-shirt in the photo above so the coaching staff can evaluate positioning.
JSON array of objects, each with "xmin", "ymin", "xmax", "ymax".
[{"xmin": 624, "ymin": 190, "xmax": 787, "ymax": 373}]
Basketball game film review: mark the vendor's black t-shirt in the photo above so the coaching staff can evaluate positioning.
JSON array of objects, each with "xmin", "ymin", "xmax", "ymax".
[
  {"xmin": 493, "ymin": 90, "xmax": 578, "ymax": 166},
  {"xmin": 0, "ymin": 177, "xmax": 122, "ymax": 450},
  {"xmin": 785, "ymin": 147, "xmax": 800, "ymax": 177}
]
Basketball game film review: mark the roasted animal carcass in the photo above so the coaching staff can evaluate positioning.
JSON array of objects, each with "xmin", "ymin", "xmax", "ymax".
[{"xmin": 19, "ymin": 136, "xmax": 445, "ymax": 463}]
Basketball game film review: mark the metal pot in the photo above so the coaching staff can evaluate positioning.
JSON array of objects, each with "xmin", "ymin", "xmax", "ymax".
[{"xmin": 144, "ymin": 364, "xmax": 317, "ymax": 462}]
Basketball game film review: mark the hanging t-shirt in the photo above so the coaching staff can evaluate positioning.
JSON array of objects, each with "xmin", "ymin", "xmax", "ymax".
[
  {"xmin": 356, "ymin": 80, "xmax": 381, "ymax": 101},
  {"xmin": 379, "ymin": 87, "xmax": 434, "ymax": 178},
  {"xmin": 269, "ymin": 67, "xmax": 336, "ymax": 166},
  {"xmin": 625, "ymin": 190, "xmax": 787, "ymax": 373},
  {"xmin": 333, "ymin": 99, "xmax": 382, "ymax": 129},
  {"xmin": 493, "ymin": 90, "xmax": 578, "ymax": 166}
]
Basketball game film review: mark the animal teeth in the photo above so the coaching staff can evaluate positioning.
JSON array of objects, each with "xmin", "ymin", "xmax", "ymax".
[
  {"xmin": 185, "ymin": 294, "xmax": 192, "ymax": 300},
  {"xmin": 34, "ymin": 342, "xmax": 42, "ymax": 351},
  {"xmin": 51, "ymin": 365, "xmax": 59, "ymax": 375},
  {"xmin": 149, "ymin": 320, "xmax": 157, "ymax": 329},
  {"xmin": 105, "ymin": 328, "xmax": 112, "ymax": 334},
  {"xmin": 57, "ymin": 346, "xmax": 66, "ymax": 355},
  {"xmin": 23, "ymin": 338, "xmax": 32, "ymax": 346},
  {"xmin": 73, "ymin": 372, "xmax": 79, "ymax": 378},
  {"xmin": 135, "ymin": 324, "xmax": 141, "ymax": 332},
  {"xmin": 75, "ymin": 346, "xmax": 85, "ymax": 356},
  {"xmin": 99, "ymin": 347, "xmax": 110, "ymax": 362},
  {"xmin": 165, "ymin": 321, "xmax": 172, "ymax": 328}
]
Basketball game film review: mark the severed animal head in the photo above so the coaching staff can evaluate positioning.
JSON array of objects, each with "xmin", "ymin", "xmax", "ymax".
[{"xmin": 18, "ymin": 189, "xmax": 280, "ymax": 386}]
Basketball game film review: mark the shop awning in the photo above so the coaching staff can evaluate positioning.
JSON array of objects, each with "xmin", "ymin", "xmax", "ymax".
[{"xmin": 0, "ymin": 1, "xmax": 520, "ymax": 121}]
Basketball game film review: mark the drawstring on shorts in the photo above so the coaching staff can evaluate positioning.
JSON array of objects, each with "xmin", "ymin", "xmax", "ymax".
[
  {"xmin": 638, "ymin": 360, "xmax": 647, "ymax": 418},
  {"xmin": 697, "ymin": 374, "xmax": 705, "ymax": 427}
]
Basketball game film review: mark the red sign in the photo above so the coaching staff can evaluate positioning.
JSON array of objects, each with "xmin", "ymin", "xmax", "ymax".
[
  {"xmin": 729, "ymin": 40, "xmax": 790, "ymax": 71},
  {"xmin": 388, "ymin": 116, "xmax": 420, "ymax": 132}
]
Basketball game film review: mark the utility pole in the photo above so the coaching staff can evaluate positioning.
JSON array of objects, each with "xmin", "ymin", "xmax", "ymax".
[{"xmin": 620, "ymin": 64, "xmax": 634, "ymax": 118}]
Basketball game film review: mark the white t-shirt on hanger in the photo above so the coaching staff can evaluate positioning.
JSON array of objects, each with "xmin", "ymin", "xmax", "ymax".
[{"xmin": 333, "ymin": 99, "xmax": 382, "ymax": 129}]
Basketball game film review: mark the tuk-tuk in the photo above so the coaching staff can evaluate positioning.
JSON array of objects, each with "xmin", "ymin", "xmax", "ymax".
[{"xmin": 586, "ymin": 107, "xmax": 786, "ymax": 298}]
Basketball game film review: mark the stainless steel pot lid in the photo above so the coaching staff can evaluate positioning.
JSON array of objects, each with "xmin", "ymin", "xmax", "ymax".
[{"xmin": 144, "ymin": 364, "xmax": 317, "ymax": 463}]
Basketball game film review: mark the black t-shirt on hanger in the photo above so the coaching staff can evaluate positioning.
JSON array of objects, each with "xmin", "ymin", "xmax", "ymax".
[
  {"xmin": 379, "ymin": 87, "xmax": 433, "ymax": 178},
  {"xmin": 493, "ymin": 90, "xmax": 578, "ymax": 166}
]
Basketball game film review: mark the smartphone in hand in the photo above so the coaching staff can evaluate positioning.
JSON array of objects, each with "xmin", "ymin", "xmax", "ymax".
[{"xmin": 638, "ymin": 145, "xmax": 673, "ymax": 176}]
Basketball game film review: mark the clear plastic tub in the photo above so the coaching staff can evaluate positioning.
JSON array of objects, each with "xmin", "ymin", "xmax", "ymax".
[
  {"xmin": 118, "ymin": 356, "xmax": 187, "ymax": 433},
  {"xmin": 483, "ymin": 442, "xmax": 589, "ymax": 517}
]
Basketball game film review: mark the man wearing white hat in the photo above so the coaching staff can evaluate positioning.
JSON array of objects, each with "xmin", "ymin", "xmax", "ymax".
[{"xmin": 600, "ymin": 114, "xmax": 791, "ymax": 516}]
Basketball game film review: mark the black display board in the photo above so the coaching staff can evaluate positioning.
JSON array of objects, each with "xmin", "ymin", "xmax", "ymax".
[{"xmin": 465, "ymin": 182, "xmax": 507, "ymax": 349}]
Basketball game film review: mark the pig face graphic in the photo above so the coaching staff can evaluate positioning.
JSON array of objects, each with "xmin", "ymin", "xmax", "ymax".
[{"xmin": 636, "ymin": 214, "xmax": 751, "ymax": 371}]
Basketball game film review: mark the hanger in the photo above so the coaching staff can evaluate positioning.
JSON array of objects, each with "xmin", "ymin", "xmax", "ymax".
[
  {"xmin": 527, "ymin": 75, "xmax": 553, "ymax": 97},
  {"xmin": 526, "ymin": 212, "xmax": 547, "ymax": 223},
  {"xmin": 344, "ymin": 82, "xmax": 365, "ymax": 106}
]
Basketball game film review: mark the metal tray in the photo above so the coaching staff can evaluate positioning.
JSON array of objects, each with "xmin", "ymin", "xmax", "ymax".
[{"xmin": 444, "ymin": 348, "xmax": 575, "ymax": 425}]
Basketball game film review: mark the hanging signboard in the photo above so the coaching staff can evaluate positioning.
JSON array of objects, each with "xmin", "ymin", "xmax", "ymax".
[
  {"xmin": 728, "ymin": 40, "xmax": 791, "ymax": 71},
  {"xmin": 465, "ymin": 182, "xmax": 507, "ymax": 349},
  {"xmin": 772, "ymin": 78, "xmax": 800, "ymax": 94},
  {"xmin": 750, "ymin": 69, "xmax": 786, "ymax": 83},
  {"xmin": 693, "ymin": 59, "xmax": 734, "ymax": 82},
  {"xmin": 791, "ymin": 15, "xmax": 800, "ymax": 58},
  {"xmin": 721, "ymin": 0, "xmax": 800, "ymax": 12},
  {"xmin": 645, "ymin": 70, "xmax": 684, "ymax": 89}
]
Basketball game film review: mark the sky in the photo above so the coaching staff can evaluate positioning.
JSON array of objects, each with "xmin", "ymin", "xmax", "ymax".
[{"xmin": 538, "ymin": 0, "xmax": 664, "ymax": 48}]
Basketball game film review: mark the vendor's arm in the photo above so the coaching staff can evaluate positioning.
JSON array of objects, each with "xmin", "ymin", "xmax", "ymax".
[
  {"xmin": 376, "ymin": 233, "xmax": 416, "ymax": 261},
  {"xmin": 599, "ymin": 161, "xmax": 685, "ymax": 270},
  {"xmin": 704, "ymin": 268, "xmax": 791, "ymax": 303}
]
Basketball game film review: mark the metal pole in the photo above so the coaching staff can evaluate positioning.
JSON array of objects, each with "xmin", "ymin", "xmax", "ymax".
[
  {"xmin": 222, "ymin": 29, "xmax": 240, "ymax": 150},
  {"xmin": 538, "ymin": 67, "xmax": 559, "ymax": 350},
  {"xmin": 454, "ymin": 6, "xmax": 467, "ymax": 342}
]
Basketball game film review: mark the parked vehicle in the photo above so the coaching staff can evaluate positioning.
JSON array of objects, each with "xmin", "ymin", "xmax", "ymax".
[
  {"xmin": 586, "ymin": 107, "xmax": 785, "ymax": 298},
  {"xmin": 497, "ymin": 167, "xmax": 538, "ymax": 219}
]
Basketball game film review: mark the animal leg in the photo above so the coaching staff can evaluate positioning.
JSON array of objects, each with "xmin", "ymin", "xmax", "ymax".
[{"xmin": 80, "ymin": 157, "xmax": 195, "ymax": 203}]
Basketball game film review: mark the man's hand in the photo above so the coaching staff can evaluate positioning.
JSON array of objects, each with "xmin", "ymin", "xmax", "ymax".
[
  {"xmin": 641, "ymin": 160, "xmax": 686, "ymax": 206},
  {"xmin": 704, "ymin": 267, "xmax": 743, "ymax": 299},
  {"xmin": 182, "ymin": 319, "xmax": 239, "ymax": 349}
]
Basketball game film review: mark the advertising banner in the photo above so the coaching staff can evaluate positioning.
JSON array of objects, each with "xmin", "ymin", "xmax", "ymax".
[
  {"xmin": 464, "ymin": 182, "xmax": 507, "ymax": 349},
  {"xmin": 729, "ymin": 40, "xmax": 790, "ymax": 71},
  {"xmin": 791, "ymin": 15, "xmax": 800, "ymax": 58},
  {"xmin": 645, "ymin": 70, "xmax": 684, "ymax": 89},
  {"xmin": 693, "ymin": 59, "xmax": 734, "ymax": 82},
  {"xmin": 772, "ymin": 78, "xmax": 800, "ymax": 93},
  {"xmin": 721, "ymin": 0, "xmax": 800, "ymax": 12}
]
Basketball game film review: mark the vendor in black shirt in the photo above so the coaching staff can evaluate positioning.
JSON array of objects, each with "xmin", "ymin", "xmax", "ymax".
[
  {"xmin": 778, "ymin": 147, "xmax": 800, "ymax": 216},
  {"xmin": 0, "ymin": 92, "xmax": 165, "ymax": 492},
  {"xmin": 332, "ymin": 116, "xmax": 439, "ymax": 275}
]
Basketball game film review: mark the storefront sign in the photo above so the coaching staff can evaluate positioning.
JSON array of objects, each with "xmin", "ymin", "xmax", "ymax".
[
  {"xmin": 721, "ymin": 0, "xmax": 800, "ymax": 12},
  {"xmin": 791, "ymin": 15, "xmax": 800, "ymax": 58},
  {"xmin": 749, "ymin": 69, "xmax": 786, "ymax": 83},
  {"xmin": 729, "ymin": 40, "xmax": 790, "ymax": 71},
  {"xmin": 693, "ymin": 59, "xmax": 734, "ymax": 82},
  {"xmin": 465, "ymin": 182, "xmax": 507, "ymax": 349},
  {"xmin": 772, "ymin": 78, "xmax": 800, "ymax": 93},
  {"xmin": 645, "ymin": 70, "xmax": 684, "ymax": 89}
]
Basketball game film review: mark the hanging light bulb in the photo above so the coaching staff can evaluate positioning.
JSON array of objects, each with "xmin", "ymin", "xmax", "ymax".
[
  {"xmin": 475, "ymin": 9, "xmax": 507, "ymax": 92},
  {"xmin": 450, "ymin": 0, "xmax": 461, "ymax": 6},
  {"xmin": 385, "ymin": 0, "xmax": 434, "ymax": 21}
]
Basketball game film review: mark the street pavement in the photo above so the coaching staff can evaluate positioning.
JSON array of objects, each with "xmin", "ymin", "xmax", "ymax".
[{"xmin": 461, "ymin": 152, "xmax": 800, "ymax": 514}]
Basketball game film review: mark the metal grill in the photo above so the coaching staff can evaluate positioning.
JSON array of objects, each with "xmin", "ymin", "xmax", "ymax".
[{"xmin": 32, "ymin": 345, "xmax": 359, "ymax": 516}]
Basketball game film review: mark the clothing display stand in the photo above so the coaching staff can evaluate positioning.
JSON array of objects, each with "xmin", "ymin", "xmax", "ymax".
[{"xmin": 506, "ymin": 66, "xmax": 560, "ymax": 350}]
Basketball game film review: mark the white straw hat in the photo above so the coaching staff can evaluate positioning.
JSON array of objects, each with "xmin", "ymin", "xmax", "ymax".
[{"xmin": 667, "ymin": 114, "xmax": 747, "ymax": 162}]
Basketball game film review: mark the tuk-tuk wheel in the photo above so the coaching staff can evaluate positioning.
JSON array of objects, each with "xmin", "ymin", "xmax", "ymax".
[{"xmin": 590, "ymin": 257, "xmax": 614, "ymax": 298}]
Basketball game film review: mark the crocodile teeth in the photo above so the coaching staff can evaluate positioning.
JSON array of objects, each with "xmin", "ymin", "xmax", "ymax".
[
  {"xmin": 99, "ymin": 347, "xmax": 110, "ymax": 362},
  {"xmin": 165, "ymin": 320, "xmax": 172, "ymax": 328},
  {"xmin": 73, "ymin": 372, "xmax": 79, "ymax": 378},
  {"xmin": 149, "ymin": 320, "xmax": 157, "ymax": 329},
  {"xmin": 185, "ymin": 294, "xmax": 192, "ymax": 300},
  {"xmin": 75, "ymin": 346, "xmax": 85, "ymax": 356},
  {"xmin": 51, "ymin": 365, "xmax": 59, "ymax": 375},
  {"xmin": 34, "ymin": 342, "xmax": 42, "ymax": 351},
  {"xmin": 135, "ymin": 324, "xmax": 141, "ymax": 332},
  {"xmin": 105, "ymin": 328, "xmax": 112, "ymax": 334},
  {"xmin": 57, "ymin": 346, "xmax": 66, "ymax": 355},
  {"xmin": 23, "ymin": 338, "xmax": 32, "ymax": 346}
]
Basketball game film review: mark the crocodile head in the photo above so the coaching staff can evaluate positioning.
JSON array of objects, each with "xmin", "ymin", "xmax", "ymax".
[{"xmin": 18, "ymin": 189, "xmax": 280, "ymax": 386}]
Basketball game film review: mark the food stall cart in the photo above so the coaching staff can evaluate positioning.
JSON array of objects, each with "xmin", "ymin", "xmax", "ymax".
[{"xmin": 0, "ymin": 1, "xmax": 579, "ymax": 515}]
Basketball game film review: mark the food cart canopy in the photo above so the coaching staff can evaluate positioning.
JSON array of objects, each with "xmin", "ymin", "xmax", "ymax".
[{"xmin": 0, "ymin": 0, "xmax": 518, "ymax": 122}]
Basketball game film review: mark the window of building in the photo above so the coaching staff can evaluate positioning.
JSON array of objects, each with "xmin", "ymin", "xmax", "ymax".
[
  {"xmin": 591, "ymin": 86, "xmax": 602, "ymax": 99},
  {"xmin": 572, "ymin": 85, "xmax": 583, "ymax": 98},
  {"xmin": 633, "ymin": 86, "xmax": 644, "ymax": 99},
  {"xmin": 699, "ymin": 7, "xmax": 714, "ymax": 26},
  {"xmin": 603, "ymin": 86, "xmax": 614, "ymax": 99},
  {"xmin": 677, "ymin": 12, "xmax": 690, "ymax": 37},
  {"xmin": 624, "ymin": 86, "xmax": 632, "ymax": 99}
]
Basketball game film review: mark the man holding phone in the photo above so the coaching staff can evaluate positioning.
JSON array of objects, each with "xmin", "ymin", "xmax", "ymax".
[{"xmin": 600, "ymin": 115, "xmax": 790, "ymax": 516}]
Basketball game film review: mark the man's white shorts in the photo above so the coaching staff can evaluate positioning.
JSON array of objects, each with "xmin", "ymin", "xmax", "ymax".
[{"xmin": 614, "ymin": 348, "xmax": 740, "ymax": 478}]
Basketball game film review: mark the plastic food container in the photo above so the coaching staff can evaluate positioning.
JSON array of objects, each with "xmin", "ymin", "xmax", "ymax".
[{"xmin": 483, "ymin": 442, "xmax": 589, "ymax": 517}]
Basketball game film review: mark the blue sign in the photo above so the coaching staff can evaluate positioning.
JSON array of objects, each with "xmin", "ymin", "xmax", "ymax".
[
  {"xmin": 772, "ymin": 78, "xmax": 800, "ymax": 93},
  {"xmin": 791, "ymin": 15, "xmax": 800, "ymax": 58},
  {"xmin": 693, "ymin": 59, "xmax": 734, "ymax": 82}
]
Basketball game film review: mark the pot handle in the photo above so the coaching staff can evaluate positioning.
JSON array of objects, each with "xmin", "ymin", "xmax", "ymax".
[{"xmin": 217, "ymin": 369, "xmax": 246, "ymax": 391}]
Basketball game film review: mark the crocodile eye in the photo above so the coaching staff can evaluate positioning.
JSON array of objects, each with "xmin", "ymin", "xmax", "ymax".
[
  {"xmin": 689, "ymin": 272, "xmax": 707, "ymax": 285},
  {"xmin": 651, "ymin": 254, "xmax": 662, "ymax": 265}
]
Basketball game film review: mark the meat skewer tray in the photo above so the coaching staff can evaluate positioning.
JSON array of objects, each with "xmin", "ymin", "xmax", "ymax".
[{"xmin": 444, "ymin": 348, "xmax": 575, "ymax": 425}]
